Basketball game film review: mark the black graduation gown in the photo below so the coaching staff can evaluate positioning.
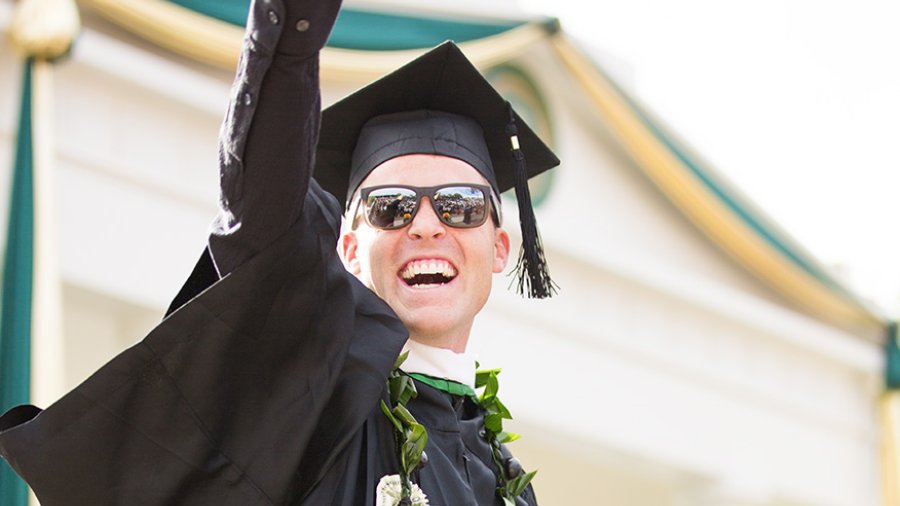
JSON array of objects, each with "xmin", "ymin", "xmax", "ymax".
[{"xmin": 0, "ymin": 0, "xmax": 537, "ymax": 504}]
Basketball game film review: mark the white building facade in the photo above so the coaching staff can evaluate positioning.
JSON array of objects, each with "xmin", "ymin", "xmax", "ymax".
[{"xmin": 0, "ymin": 1, "xmax": 887, "ymax": 504}]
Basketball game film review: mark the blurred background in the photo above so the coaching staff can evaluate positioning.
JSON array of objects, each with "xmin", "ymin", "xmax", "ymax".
[{"xmin": 0, "ymin": 0, "xmax": 897, "ymax": 504}]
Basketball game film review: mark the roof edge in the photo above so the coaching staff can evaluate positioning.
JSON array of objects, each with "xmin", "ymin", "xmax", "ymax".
[{"xmin": 550, "ymin": 33, "xmax": 885, "ymax": 333}]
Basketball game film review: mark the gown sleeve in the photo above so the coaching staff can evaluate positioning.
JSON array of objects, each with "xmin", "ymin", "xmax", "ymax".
[
  {"xmin": 0, "ymin": 1, "xmax": 409, "ymax": 504},
  {"xmin": 208, "ymin": 0, "xmax": 342, "ymax": 277}
]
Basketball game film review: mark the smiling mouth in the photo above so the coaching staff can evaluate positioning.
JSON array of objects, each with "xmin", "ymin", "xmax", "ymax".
[{"xmin": 400, "ymin": 259, "xmax": 458, "ymax": 287}]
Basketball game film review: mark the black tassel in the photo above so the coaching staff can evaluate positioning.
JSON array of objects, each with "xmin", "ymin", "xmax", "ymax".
[{"xmin": 505, "ymin": 104, "xmax": 556, "ymax": 298}]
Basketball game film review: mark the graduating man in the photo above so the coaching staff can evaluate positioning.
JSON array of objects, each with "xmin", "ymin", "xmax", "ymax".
[{"xmin": 0, "ymin": 0, "xmax": 559, "ymax": 504}]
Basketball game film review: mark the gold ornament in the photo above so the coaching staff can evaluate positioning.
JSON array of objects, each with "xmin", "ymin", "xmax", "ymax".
[{"xmin": 9, "ymin": 0, "xmax": 81, "ymax": 60}]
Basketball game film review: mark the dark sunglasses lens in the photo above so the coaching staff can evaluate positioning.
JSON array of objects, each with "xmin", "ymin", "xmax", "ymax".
[
  {"xmin": 433, "ymin": 186, "xmax": 487, "ymax": 228},
  {"xmin": 365, "ymin": 187, "xmax": 418, "ymax": 229}
]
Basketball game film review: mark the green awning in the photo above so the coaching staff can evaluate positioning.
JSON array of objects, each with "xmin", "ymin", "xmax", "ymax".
[{"xmin": 167, "ymin": 0, "xmax": 531, "ymax": 50}]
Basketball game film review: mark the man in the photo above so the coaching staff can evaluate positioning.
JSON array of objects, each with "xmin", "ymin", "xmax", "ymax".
[{"xmin": 0, "ymin": 0, "xmax": 558, "ymax": 504}]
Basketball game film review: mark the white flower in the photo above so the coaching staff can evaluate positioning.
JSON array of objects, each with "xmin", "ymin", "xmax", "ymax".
[{"xmin": 375, "ymin": 474, "xmax": 429, "ymax": 506}]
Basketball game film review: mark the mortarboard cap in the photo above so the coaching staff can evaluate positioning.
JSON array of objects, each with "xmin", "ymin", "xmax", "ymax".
[{"xmin": 315, "ymin": 41, "xmax": 559, "ymax": 298}]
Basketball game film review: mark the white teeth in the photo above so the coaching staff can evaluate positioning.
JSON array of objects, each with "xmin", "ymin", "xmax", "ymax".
[{"xmin": 401, "ymin": 259, "xmax": 457, "ymax": 280}]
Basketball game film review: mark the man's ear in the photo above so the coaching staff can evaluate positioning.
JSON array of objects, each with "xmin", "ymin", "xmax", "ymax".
[
  {"xmin": 340, "ymin": 231, "xmax": 362, "ymax": 275},
  {"xmin": 492, "ymin": 228, "xmax": 511, "ymax": 273}
]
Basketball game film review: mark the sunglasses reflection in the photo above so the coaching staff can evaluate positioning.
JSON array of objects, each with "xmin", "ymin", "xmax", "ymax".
[{"xmin": 364, "ymin": 185, "xmax": 489, "ymax": 230}]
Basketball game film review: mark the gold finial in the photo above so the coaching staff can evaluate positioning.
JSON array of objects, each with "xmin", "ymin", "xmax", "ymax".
[{"xmin": 9, "ymin": 0, "xmax": 82, "ymax": 60}]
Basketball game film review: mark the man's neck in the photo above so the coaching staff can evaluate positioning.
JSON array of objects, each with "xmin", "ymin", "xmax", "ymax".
[{"xmin": 406, "ymin": 326, "xmax": 470, "ymax": 354}]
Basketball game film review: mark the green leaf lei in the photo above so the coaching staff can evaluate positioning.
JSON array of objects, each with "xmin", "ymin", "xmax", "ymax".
[
  {"xmin": 381, "ymin": 353, "xmax": 536, "ymax": 505},
  {"xmin": 380, "ymin": 352, "xmax": 427, "ymax": 502},
  {"xmin": 475, "ymin": 367, "xmax": 538, "ymax": 505}
]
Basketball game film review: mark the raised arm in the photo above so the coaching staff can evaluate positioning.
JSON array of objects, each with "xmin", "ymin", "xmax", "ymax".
[{"xmin": 209, "ymin": 0, "xmax": 342, "ymax": 276}]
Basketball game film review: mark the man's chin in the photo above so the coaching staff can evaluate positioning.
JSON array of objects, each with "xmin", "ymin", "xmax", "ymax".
[
  {"xmin": 381, "ymin": 279, "xmax": 484, "ymax": 339},
  {"xmin": 393, "ymin": 303, "xmax": 460, "ymax": 336}
]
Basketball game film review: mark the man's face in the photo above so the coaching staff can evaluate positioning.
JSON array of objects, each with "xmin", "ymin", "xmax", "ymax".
[{"xmin": 340, "ymin": 154, "xmax": 511, "ymax": 352}]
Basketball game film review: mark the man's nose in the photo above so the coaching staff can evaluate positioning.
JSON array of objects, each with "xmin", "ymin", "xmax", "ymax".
[{"xmin": 407, "ymin": 197, "xmax": 446, "ymax": 239}]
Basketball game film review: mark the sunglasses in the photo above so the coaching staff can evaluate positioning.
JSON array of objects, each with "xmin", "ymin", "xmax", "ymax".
[{"xmin": 356, "ymin": 183, "xmax": 500, "ymax": 230}]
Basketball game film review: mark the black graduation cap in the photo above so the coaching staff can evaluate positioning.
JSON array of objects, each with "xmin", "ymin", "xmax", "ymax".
[{"xmin": 315, "ymin": 41, "xmax": 560, "ymax": 298}]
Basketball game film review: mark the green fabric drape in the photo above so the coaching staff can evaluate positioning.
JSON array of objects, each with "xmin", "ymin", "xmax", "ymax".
[
  {"xmin": 886, "ymin": 322, "xmax": 900, "ymax": 389},
  {"xmin": 327, "ymin": 9, "xmax": 523, "ymax": 51},
  {"xmin": 166, "ymin": 0, "xmax": 527, "ymax": 50},
  {"xmin": 0, "ymin": 60, "xmax": 35, "ymax": 506},
  {"xmin": 167, "ymin": 0, "xmax": 247, "ymax": 26}
]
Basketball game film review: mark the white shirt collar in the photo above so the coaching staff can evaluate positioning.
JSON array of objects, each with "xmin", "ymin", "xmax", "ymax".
[{"xmin": 400, "ymin": 340, "xmax": 476, "ymax": 390}]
